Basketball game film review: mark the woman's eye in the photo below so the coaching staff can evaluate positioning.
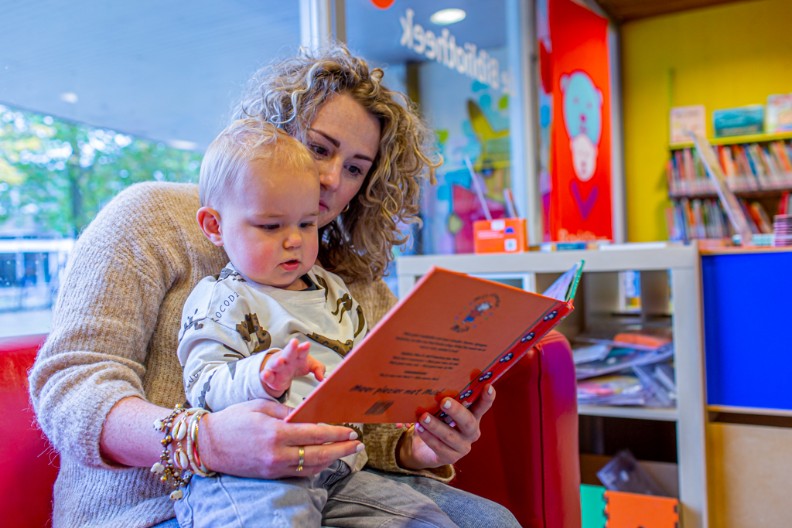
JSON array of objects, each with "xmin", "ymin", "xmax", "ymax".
[
  {"xmin": 309, "ymin": 143, "xmax": 329, "ymax": 157},
  {"xmin": 347, "ymin": 164, "xmax": 363, "ymax": 177}
]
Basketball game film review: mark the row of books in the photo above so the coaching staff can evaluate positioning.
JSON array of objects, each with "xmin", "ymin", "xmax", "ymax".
[
  {"xmin": 667, "ymin": 141, "xmax": 792, "ymax": 196},
  {"xmin": 665, "ymin": 196, "xmax": 786, "ymax": 241}
]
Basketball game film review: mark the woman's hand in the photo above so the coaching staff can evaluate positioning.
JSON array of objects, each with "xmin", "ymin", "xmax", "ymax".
[
  {"xmin": 198, "ymin": 399, "xmax": 362, "ymax": 478},
  {"xmin": 398, "ymin": 385, "xmax": 496, "ymax": 470}
]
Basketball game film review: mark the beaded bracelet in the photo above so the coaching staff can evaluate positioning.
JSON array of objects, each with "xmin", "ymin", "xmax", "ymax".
[{"xmin": 151, "ymin": 404, "xmax": 215, "ymax": 500}]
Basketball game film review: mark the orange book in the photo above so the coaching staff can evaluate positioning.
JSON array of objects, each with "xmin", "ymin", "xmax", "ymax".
[
  {"xmin": 285, "ymin": 262, "xmax": 584, "ymax": 424},
  {"xmin": 604, "ymin": 490, "xmax": 679, "ymax": 527}
]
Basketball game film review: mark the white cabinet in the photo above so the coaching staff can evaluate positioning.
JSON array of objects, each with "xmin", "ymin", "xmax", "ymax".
[{"xmin": 396, "ymin": 245, "xmax": 708, "ymax": 527}]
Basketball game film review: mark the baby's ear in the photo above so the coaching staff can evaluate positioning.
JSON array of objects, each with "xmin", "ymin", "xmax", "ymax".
[{"xmin": 196, "ymin": 206, "xmax": 224, "ymax": 246}]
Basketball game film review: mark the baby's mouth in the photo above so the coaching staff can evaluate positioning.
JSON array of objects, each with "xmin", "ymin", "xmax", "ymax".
[{"xmin": 281, "ymin": 259, "xmax": 300, "ymax": 270}]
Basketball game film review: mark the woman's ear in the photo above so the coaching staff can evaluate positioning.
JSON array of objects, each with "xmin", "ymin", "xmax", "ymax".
[{"xmin": 197, "ymin": 206, "xmax": 224, "ymax": 247}]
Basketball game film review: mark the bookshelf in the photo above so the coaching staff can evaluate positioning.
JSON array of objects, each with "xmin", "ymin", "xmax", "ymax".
[
  {"xmin": 396, "ymin": 245, "xmax": 708, "ymax": 527},
  {"xmin": 666, "ymin": 132, "xmax": 792, "ymax": 240}
]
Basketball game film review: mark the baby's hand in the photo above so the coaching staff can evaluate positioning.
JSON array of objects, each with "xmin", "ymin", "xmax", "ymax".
[{"xmin": 260, "ymin": 338, "xmax": 326, "ymax": 398}]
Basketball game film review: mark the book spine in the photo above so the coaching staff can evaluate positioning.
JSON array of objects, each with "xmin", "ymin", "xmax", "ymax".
[{"xmin": 434, "ymin": 301, "xmax": 573, "ymax": 423}]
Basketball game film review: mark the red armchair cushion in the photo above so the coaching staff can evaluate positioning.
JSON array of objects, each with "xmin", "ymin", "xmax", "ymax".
[
  {"xmin": 452, "ymin": 331, "xmax": 581, "ymax": 528},
  {"xmin": 0, "ymin": 334, "xmax": 57, "ymax": 527}
]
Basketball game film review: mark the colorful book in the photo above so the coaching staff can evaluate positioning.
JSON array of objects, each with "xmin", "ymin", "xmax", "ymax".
[
  {"xmin": 669, "ymin": 105, "xmax": 706, "ymax": 145},
  {"xmin": 285, "ymin": 261, "xmax": 584, "ymax": 424},
  {"xmin": 779, "ymin": 191, "xmax": 790, "ymax": 216},
  {"xmin": 766, "ymin": 94, "xmax": 792, "ymax": 133},
  {"xmin": 771, "ymin": 141, "xmax": 792, "ymax": 174},
  {"xmin": 713, "ymin": 105, "xmax": 764, "ymax": 137}
]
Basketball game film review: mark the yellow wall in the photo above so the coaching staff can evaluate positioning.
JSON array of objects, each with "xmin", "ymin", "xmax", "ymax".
[{"xmin": 621, "ymin": 0, "xmax": 792, "ymax": 241}]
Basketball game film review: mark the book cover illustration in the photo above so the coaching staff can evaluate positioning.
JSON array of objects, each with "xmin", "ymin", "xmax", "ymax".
[
  {"xmin": 285, "ymin": 261, "xmax": 583, "ymax": 424},
  {"xmin": 766, "ymin": 94, "xmax": 792, "ymax": 133},
  {"xmin": 669, "ymin": 105, "xmax": 706, "ymax": 146}
]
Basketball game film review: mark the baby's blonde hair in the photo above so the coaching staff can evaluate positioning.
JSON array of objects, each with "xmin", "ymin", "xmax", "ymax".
[{"xmin": 199, "ymin": 118, "xmax": 316, "ymax": 209}]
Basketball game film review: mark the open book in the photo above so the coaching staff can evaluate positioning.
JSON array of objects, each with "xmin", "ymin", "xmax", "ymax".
[{"xmin": 285, "ymin": 260, "xmax": 584, "ymax": 424}]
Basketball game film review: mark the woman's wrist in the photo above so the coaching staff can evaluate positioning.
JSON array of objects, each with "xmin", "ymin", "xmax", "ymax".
[
  {"xmin": 395, "ymin": 425, "xmax": 419, "ymax": 470},
  {"xmin": 100, "ymin": 396, "xmax": 169, "ymax": 467}
]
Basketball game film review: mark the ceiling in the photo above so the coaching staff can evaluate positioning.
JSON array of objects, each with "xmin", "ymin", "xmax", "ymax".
[
  {"xmin": 0, "ymin": 0, "xmax": 506, "ymax": 151},
  {"xmin": 592, "ymin": 0, "xmax": 756, "ymax": 22},
  {"xmin": 0, "ymin": 0, "xmax": 756, "ymax": 151}
]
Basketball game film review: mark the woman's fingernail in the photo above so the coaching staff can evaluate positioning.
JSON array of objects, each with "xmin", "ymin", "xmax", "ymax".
[
  {"xmin": 355, "ymin": 443, "xmax": 365, "ymax": 453},
  {"xmin": 423, "ymin": 415, "xmax": 432, "ymax": 424},
  {"xmin": 416, "ymin": 424, "xmax": 425, "ymax": 433},
  {"xmin": 488, "ymin": 385, "xmax": 494, "ymax": 395},
  {"xmin": 443, "ymin": 399, "xmax": 452, "ymax": 410},
  {"xmin": 349, "ymin": 431, "xmax": 359, "ymax": 440}
]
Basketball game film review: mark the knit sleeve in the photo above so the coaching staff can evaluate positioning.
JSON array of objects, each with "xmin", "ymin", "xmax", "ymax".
[
  {"xmin": 27, "ymin": 182, "xmax": 222, "ymax": 469},
  {"xmin": 350, "ymin": 279, "xmax": 455, "ymax": 482}
]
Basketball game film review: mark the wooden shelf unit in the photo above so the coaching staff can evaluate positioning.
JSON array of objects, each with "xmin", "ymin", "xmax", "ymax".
[{"xmin": 396, "ymin": 245, "xmax": 708, "ymax": 527}]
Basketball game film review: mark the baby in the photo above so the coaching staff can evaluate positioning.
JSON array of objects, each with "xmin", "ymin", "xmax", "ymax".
[{"xmin": 174, "ymin": 118, "xmax": 368, "ymax": 526}]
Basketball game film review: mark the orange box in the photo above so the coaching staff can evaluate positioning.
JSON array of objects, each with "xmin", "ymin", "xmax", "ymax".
[
  {"xmin": 604, "ymin": 490, "xmax": 679, "ymax": 527},
  {"xmin": 473, "ymin": 218, "xmax": 528, "ymax": 254}
]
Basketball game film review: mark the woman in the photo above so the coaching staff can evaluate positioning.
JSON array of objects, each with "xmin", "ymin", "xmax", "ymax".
[{"xmin": 28, "ymin": 44, "xmax": 519, "ymax": 527}]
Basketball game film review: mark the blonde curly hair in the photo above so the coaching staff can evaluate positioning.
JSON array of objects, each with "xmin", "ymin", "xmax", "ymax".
[{"xmin": 232, "ymin": 43, "xmax": 440, "ymax": 283}]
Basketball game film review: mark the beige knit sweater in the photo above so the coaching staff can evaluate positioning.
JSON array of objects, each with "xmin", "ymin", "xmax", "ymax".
[{"xmin": 28, "ymin": 182, "xmax": 452, "ymax": 528}]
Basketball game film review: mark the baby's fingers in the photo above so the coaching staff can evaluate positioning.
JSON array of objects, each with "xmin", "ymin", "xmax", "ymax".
[{"xmin": 308, "ymin": 355, "xmax": 326, "ymax": 381}]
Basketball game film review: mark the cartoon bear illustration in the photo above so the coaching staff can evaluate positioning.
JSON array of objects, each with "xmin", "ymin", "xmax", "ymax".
[{"xmin": 561, "ymin": 71, "xmax": 603, "ymax": 218}]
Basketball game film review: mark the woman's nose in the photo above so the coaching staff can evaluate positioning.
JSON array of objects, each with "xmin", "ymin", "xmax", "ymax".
[{"xmin": 319, "ymin": 157, "xmax": 343, "ymax": 190}]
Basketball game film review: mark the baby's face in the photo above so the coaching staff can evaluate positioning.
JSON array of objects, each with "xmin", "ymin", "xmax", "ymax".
[{"xmin": 218, "ymin": 159, "xmax": 320, "ymax": 289}]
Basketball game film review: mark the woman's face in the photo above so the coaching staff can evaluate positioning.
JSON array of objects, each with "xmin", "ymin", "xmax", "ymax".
[{"xmin": 304, "ymin": 92, "xmax": 381, "ymax": 228}]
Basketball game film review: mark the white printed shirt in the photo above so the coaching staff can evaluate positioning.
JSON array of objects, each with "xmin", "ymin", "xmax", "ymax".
[{"xmin": 177, "ymin": 263, "xmax": 367, "ymax": 412}]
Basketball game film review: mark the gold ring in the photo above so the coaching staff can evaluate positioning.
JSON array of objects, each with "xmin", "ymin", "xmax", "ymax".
[{"xmin": 297, "ymin": 446, "xmax": 305, "ymax": 472}]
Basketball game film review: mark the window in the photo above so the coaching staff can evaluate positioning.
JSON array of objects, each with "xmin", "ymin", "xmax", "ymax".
[{"xmin": 0, "ymin": 3, "xmax": 300, "ymax": 337}]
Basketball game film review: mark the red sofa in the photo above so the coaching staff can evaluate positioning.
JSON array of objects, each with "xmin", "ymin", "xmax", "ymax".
[{"xmin": 0, "ymin": 331, "xmax": 580, "ymax": 527}]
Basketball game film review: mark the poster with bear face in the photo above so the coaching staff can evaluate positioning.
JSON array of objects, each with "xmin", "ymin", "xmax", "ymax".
[{"xmin": 546, "ymin": 0, "xmax": 613, "ymax": 241}]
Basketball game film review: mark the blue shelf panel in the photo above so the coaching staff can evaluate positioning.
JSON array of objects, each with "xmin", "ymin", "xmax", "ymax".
[{"xmin": 702, "ymin": 252, "xmax": 792, "ymax": 410}]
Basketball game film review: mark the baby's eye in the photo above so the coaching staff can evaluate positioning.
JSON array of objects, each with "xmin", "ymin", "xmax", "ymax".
[
  {"xmin": 300, "ymin": 221, "xmax": 317, "ymax": 229},
  {"xmin": 259, "ymin": 224, "xmax": 280, "ymax": 231}
]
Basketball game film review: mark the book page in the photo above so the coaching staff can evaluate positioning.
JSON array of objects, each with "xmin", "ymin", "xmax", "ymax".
[{"xmin": 286, "ymin": 265, "xmax": 579, "ymax": 424}]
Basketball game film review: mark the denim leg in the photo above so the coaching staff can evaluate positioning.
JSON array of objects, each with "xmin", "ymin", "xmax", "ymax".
[
  {"xmin": 324, "ymin": 469, "xmax": 458, "ymax": 528},
  {"xmin": 174, "ymin": 461, "xmax": 350, "ymax": 528},
  {"xmin": 151, "ymin": 518, "xmax": 179, "ymax": 528},
  {"xmin": 365, "ymin": 469, "xmax": 521, "ymax": 528}
]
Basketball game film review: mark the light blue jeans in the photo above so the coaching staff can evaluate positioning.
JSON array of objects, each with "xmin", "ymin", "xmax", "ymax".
[
  {"xmin": 172, "ymin": 461, "xmax": 457, "ymax": 527},
  {"xmin": 365, "ymin": 469, "xmax": 521, "ymax": 528}
]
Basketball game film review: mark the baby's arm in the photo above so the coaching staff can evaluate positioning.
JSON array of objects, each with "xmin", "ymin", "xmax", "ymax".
[{"xmin": 260, "ymin": 338, "xmax": 326, "ymax": 399}]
